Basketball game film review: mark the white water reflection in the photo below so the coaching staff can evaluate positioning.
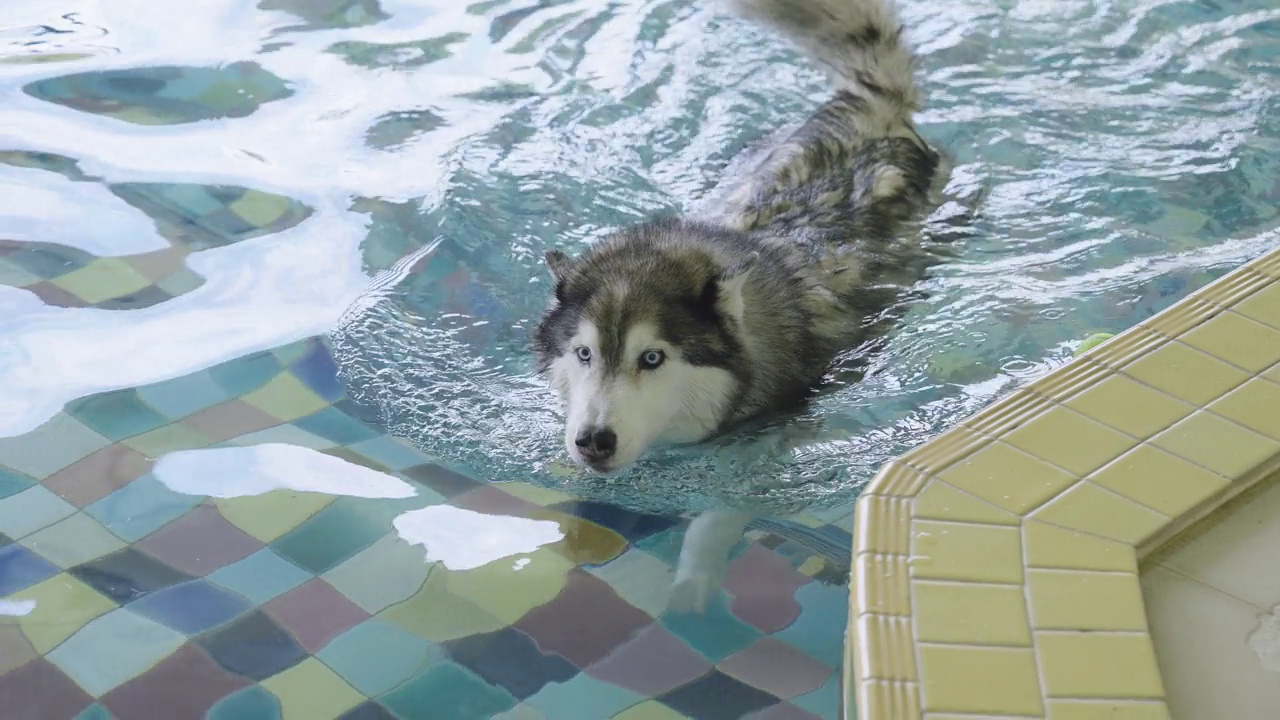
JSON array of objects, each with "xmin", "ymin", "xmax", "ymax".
[
  {"xmin": 0, "ymin": 204, "xmax": 369, "ymax": 438},
  {"xmin": 0, "ymin": 599, "xmax": 37, "ymax": 616},
  {"xmin": 393, "ymin": 504, "xmax": 563, "ymax": 571},
  {"xmin": 153, "ymin": 443, "xmax": 415, "ymax": 499},
  {"xmin": 0, "ymin": 165, "xmax": 167, "ymax": 256}
]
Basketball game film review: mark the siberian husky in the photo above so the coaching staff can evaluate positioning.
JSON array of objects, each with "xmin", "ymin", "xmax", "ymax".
[{"xmin": 534, "ymin": 0, "xmax": 945, "ymax": 610}]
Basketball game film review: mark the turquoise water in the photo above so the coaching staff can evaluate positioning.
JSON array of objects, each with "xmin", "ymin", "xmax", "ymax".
[{"xmin": 3, "ymin": 0, "xmax": 1280, "ymax": 718}]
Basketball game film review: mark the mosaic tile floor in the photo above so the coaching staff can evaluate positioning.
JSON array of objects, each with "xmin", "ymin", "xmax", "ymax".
[{"xmin": 0, "ymin": 156, "xmax": 854, "ymax": 719}]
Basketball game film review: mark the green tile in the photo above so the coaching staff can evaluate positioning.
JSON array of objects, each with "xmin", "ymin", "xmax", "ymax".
[
  {"xmin": 136, "ymin": 371, "xmax": 229, "ymax": 419},
  {"xmin": 47, "ymin": 608, "xmax": 185, "ymax": 695},
  {"xmin": 22, "ymin": 512, "xmax": 125, "ymax": 567},
  {"xmin": 0, "ymin": 485, "xmax": 76, "ymax": 539},
  {"xmin": 380, "ymin": 662, "xmax": 517, "ymax": 720},
  {"xmin": 67, "ymin": 390, "xmax": 170, "ymax": 441},
  {"xmin": 270, "ymin": 499, "xmax": 392, "ymax": 575},
  {"xmin": 209, "ymin": 353, "xmax": 283, "ymax": 395},
  {"xmin": 122, "ymin": 424, "xmax": 215, "ymax": 456},
  {"xmin": 318, "ymin": 618, "xmax": 445, "ymax": 696},
  {"xmin": 208, "ymin": 685, "xmax": 282, "ymax": 720},
  {"xmin": 0, "ymin": 413, "xmax": 111, "ymax": 479},
  {"xmin": 0, "ymin": 468, "xmax": 34, "ymax": 500},
  {"xmin": 323, "ymin": 534, "xmax": 431, "ymax": 614},
  {"xmin": 74, "ymin": 703, "xmax": 113, "ymax": 720}
]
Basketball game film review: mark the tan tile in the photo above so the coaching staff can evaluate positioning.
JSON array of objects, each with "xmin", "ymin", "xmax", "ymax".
[
  {"xmin": 1048, "ymin": 701, "xmax": 1170, "ymax": 720},
  {"xmin": 1179, "ymin": 311, "xmax": 1280, "ymax": 373},
  {"xmin": 1024, "ymin": 520, "xmax": 1137, "ymax": 572},
  {"xmin": 1210, "ymin": 377, "xmax": 1280, "ymax": 442},
  {"xmin": 856, "ymin": 495, "xmax": 911, "ymax": 555},
  {"xmin": 1027, "ymin": 569, "xmax": 1146, "ymax": 631},
  {"xmin": 1065, "ymin": 373, "xmax": 1194, "ymax": 439},
  {"xmin": 1037, "ymin": 631, "xmax": 1164, "ymax": 698},
  {"xmin": 914, "ymin": 480, "xmax": 1020, "ymax": 526},
  {"xmin": 1089, "ymin": 327, "xmax": 1166, "ymax": 369},
  {"xmin": 867, "ymin": 461, "xmax": 929, "ymax": 497},
  {"xmin": 1268, "ymin": 362, "xmax": 1280, "ymax": 384},
  {"xmin": 1157, "ymin": 477, "xmax": 1280, "ymax": 608},
  {"xmin": 900, "ymin": 426, "xmax": 988, "ymax": 474},
  {"xmin": 963, "ymin": 390, "xmax": 1053, "ymax": 437},
  {"xmin": 910, "ymin": 520, "xmax": 1023, "ymax": 584},
  {"xmin": 1195, "ymin": 266, "xmax": 1272, "ymax": 307},
  {"xmin": 1253, "ymin": 251, "xmax": 1280, "ymax": 278},
  {"xmin": 1233, "ymin": 280, "xmax": 1280, "ymax": 330},
  {"xmin": 1032, "ymin": 482, "xmax": 1168, "ymax": 545},
  {"xmin": 1090, "ymin": 444, "xmax": 1230, "ymax": 517},
  {"xmin": 918, "ymin": 645, "xmax": 1043, "ymax": 715},
  {"xmin": 0, "ymin": 626, "xmax": 36, "ymax": 675},
  {"xmin": 183, "ymin": 400, "xmax": 281, "ymax": 443},
  {"xmin": 860, "ymin": 680, "xmax": 920, "ymax": 719},
  {"xmin": 1142, "ymin": 566, "xmax": 1280, "ymax": 717},
  {"xmin": 913, "ymin": 580, "xmax": 1031, "ymax": 646},
  {"xmin": 1151, "ymin": 411, "xmax": 1279, "ymax": 479},
  {"xmin": 42, "ymin": 443, "xmax": 153, "ymax": 507},
  {"xmin": 938, "ymin": 441, "xmax": 1077, "ymax": 515},
  {"xmin": 855, "ymin": 614, "xmax": 917, "ymax": 680},
  {"xmin": 855, "ymin": 553, "xmax": 910, "ymax": 616},
  {"xmin": 1142, "ymin": 296, "xmax": 1220, "ymax": 338},
  {"xmin": 1032, "ymin": 356, "xmax": 1111, "ymax": 402},
  {"xmin": 1122, "ymin": 341, "xmax": 1250, "ymax": 406},
  {"xmin": 1004, "ymin": 406, "xmax": 1133, "ymax": 476}
]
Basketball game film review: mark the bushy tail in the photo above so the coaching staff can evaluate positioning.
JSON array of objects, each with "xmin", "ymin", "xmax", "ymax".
[{"xmin": 726, "ymin": 0, "xmax": 921, "ymax": 119}]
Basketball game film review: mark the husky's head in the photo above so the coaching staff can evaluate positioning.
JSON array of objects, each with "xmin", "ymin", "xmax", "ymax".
[{"xmin": 533, "ymin": 220, "xmax": 757, "ymax": 472}]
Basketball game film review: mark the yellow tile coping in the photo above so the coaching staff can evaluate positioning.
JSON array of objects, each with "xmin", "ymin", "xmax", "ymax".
[{"xmin": 845, "ymin": 245, "xmax": 1280, "ymax": 719}]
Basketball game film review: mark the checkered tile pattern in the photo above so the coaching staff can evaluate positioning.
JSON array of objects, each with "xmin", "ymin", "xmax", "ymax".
[{"xmin": 0, "ymin": 48, "xmax": 856, "ymax": 720}]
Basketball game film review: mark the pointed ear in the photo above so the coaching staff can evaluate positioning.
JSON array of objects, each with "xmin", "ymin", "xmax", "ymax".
[
  {"xmin": 703, "ymin": 252, "xmax": 758, "ymax": 323},
  {"xmin": 545, "ymin": 250, "xmax": 572, "ymax": 282}
]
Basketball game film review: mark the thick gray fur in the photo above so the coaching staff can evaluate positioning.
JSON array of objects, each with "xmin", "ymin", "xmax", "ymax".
[{"xmin": 534, "ymin": 0, "xmax": 943, "ymax": 432}]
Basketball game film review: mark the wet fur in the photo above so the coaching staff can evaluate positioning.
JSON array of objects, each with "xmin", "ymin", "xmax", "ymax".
[{"xmin": 534, "ymin": 0, "xmax": 943, "ymax": 465}]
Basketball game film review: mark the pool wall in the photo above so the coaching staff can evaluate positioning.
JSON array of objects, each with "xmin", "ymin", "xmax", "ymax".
[{"xmin": 844, "ymin": 246, "xmax": 1280, "ymax": 718}]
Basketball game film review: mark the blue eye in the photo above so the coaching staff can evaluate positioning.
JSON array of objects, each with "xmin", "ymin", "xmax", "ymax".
[
  {"xmin": 639, "ymin": 350, "xmax": 665, "ymax": 370},
  {"xmin": 575, "ymin": 346, "xmax": 592, "ymax": 364}
]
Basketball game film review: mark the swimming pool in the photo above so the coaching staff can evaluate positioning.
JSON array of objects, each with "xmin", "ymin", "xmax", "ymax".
[{"xmin": 1, "ymin": 0, "xmax": 1278, "ymax": 718}]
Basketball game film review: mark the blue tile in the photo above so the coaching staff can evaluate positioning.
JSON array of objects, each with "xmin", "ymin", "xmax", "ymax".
[
  {"xmin": 197, "ymin": 610, "xmax": 306, "ymax": 681},
  {"xmin": 209, "ymin": 353, "xmax": 282, "ymax": 395},
  {"xmin": 73, "ymin": 704, "xmax": 113, "ymax": 720},
  {"xmin": 130, "ymin": 580, "xmax": 251, "ymax": 634},
  {"xmin": 136, "ymin": 372, "xmax": 228, "ymax": 419},
  {"xmin": 293, "ymin": 408, "xmax": 380, "ymax": 445},
  {"xmin": 635, "ymin": 526, "xmax": 686, "ymax": 567},
  {"xmin": 66, "ymin": 390, "xmax": 169, "ymax": 441},
  {"xmin": 208, "ymin": 548, "xmax": 311, "ymax": 604},
  {"xmin": 0, "ymin": 468, "xmax": 33, "ymax": 500},
  {"xmin": 525, "ymin": 674, "xmax": 645, "ymax": 720},
  {"xmin": 318, "ymin": 618, "xmax": 445, "ymax": 696},
  {"xmin": 0, "ymin": 544, "xmax": 59, "ymax": 595},
  {"xmin": 661, "ymin": 594, "xmax": 761, "ymax": 662},
  {"xmin": 290, "ymin": 341, "xmax": 345, "ymax": 401},
  {"xmin": 792, "ymin": 674, "xmax": 841, "ymax": 719},
  {"xmin": 85, "ymin": 475, "xmax": 202, "ymax": 542},
  {"xmin": 380, "ymin": 662, "xmax": 516, "ymax": 720},
  {"xmin": 69, "ymin": 547, "xmax": 194, "ymax": 604},
  {"xmin": 0, "ymin": 485, "xmax": 76, "ymax": 539},
  {"xmin": 774, "ymin": 581, "xmax": 847, "ymax": 668},
  {"xmin": 207, "ymin": 685, "xmax": 282, "ymax": 720},
  {"xmin": 338, "ymin": 702, "xmax": 398, "ymax": 720},
  {"xmin": 657, "ymin": 670, "xmax": 779, "ymax": 720},
  {"xmin": 444, "ymin": 627, "xmax": 577, "ymax": 700},
  {"xmin": 546, "ymin": 501, "xmax": 678, "ymax": 543}
]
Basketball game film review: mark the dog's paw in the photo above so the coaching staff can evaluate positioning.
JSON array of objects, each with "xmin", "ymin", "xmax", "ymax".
[{"xmin": 669, "ymin": 567, "xmax": 724, "ymax": 614}]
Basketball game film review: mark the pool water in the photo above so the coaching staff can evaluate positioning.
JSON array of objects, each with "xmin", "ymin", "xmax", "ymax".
[{"xmin": 2, "ymin": 0, "xmax": 1279, "ymax": 718}]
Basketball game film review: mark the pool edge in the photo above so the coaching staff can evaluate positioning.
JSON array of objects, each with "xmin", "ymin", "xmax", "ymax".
[{"xmin": 845, "ymin": 246, "xmax": 1280, "ymax": 718}]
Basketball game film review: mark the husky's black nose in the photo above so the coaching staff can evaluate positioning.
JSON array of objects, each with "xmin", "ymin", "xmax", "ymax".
[{"xmin": 575, "ymin": 427, "xmax": 617, "ymax": 462}]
